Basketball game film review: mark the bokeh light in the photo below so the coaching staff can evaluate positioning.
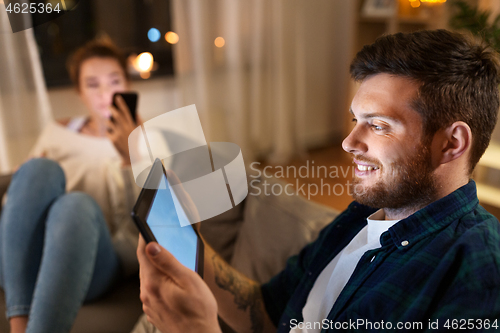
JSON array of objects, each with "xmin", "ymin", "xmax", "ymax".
[
  {"xmin": 148, "ymin": 28, "xmax": 161, "ymax": 43},
  {"xmin": 214, "ymin": 37, "xmax": 225, "ymax": 48},
  {"xmin": 136, "ymin": 52, "xmax": 154, "ymax": 72},
  {"xmin": 165, "ymin": 31, "xmax": 179, "ymax": 44}
]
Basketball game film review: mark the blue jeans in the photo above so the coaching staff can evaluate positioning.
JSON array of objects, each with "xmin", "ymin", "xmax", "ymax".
[{"xmin": 0, "ymin": 158, "xmax": 120, "ymax": 333}]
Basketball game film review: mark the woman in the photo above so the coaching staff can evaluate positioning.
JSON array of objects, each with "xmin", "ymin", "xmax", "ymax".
[{"xmin": 0, "ymin": 39, "xmax": 141, "ymax": 333}]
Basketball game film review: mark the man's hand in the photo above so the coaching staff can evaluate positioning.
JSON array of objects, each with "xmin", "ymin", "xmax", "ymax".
[{"xmin": 137, "ymin": 236, "xmax": 222, "ymax": 333}]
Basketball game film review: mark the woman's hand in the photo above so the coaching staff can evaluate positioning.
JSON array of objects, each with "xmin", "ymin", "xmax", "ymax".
[
  {"xmin": 106, "ymin": 95, "xmax": 143, "ymax": 166},
  {"xmin": 137, "ymin": 236, "xmax": 222, "ymax": 333}
]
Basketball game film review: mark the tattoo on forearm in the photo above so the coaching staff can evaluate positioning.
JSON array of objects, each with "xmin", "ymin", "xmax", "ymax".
[{"xmin": 212, "ymin": 254, "xmax": 264, "ymax": 333}]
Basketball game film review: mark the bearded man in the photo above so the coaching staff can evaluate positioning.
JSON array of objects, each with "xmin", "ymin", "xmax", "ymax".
[{"xmin": 137, "ymin": 29, "xmax": 500, "ymax": 333}]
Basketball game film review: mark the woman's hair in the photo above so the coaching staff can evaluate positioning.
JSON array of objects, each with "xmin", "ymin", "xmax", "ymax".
[{"xmin": 67, "ymin": 38, "xmax": 129, "ymax": 91}]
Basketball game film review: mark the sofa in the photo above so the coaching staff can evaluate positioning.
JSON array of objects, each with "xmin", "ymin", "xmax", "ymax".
[{"xmin": 0, "ymin": 173, "xmax": 339, "ymax": 332}]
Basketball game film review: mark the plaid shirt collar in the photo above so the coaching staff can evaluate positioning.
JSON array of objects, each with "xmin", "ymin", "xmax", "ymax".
[{"xmin": 382, "ymin": 180, "xmax": 478, "ymax": 250}]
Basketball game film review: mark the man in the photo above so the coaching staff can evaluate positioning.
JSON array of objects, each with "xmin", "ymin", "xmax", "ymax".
[{"xmin": 137, "ymin": 30, "xmax": 500, "ymax": 333}]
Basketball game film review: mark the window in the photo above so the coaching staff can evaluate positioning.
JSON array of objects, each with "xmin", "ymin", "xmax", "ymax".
[{"xmin": 32, "ymin": 0, "xmax": 174, "ymax": 87}]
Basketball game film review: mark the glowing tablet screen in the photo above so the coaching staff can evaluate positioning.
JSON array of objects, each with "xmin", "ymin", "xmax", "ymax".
[{"xmin": 145, "ymin": 173, "xmax": 198, "ymax": 271}]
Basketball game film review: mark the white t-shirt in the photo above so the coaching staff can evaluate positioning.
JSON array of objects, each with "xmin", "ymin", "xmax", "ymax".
[{"xmin": 290, "ymin": 209, "xmax": 400, "ymax": 333}]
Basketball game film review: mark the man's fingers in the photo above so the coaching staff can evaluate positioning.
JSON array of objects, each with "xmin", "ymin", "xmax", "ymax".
[
  {"xmin": 138, "ymin": 237, "xmax": 172, "ymax": 306},
  {"xmin": 137, "ymin": 235, "xmax": 147, "ymax": 261},
  {"xmin": 138, "ymin": 236, "xmax": 155, "ymax": 277},
  {"xmin": 145, "ymin": 242, "xmax": 192, "ymax": 283}
]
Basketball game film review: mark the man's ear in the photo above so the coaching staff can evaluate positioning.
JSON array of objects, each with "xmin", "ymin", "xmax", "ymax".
[{"xmin": 434, "ymin": 121, "xmax": 472, "ymax": 165}]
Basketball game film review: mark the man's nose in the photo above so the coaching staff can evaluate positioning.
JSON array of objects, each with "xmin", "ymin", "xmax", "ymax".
[{"xmin": 342, "ymin": 126, "xmax": 367, "ymax": 154}]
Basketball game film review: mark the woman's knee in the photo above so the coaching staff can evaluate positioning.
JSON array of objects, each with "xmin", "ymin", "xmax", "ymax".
[
  {"xmin": 47, "ymin": 192, "xmax": 105, "ymax": 237},
  {"xmin": 11, "ymin": 158, "xmax": 65, "ymax": 194}
]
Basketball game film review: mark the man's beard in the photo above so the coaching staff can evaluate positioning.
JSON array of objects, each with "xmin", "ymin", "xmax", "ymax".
[{"xmin": 351, "ymin": 143, "xmax": 437, "ymax": 211}]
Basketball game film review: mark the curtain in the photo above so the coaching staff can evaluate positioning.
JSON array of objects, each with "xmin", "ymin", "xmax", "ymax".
[
  {"xmin": 171, "ymin": 0, "xmax": 357, "ymax": 164},
  {"xmin": 478, "ymin": 0, "xmax": 500, "ymax": 143},
  {"xmin": 0, "ymin": 3, "xmax": 52, "ymax": 173}
]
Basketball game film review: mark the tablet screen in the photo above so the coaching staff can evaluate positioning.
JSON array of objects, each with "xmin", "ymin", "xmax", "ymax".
[{"xmin": 145, "ymin": 171, "xmax": 198, "ymax": 272}]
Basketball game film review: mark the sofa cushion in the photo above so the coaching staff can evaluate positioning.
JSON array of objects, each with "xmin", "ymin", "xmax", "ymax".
[
  {"xmin": 230, "ymin": 177, "xmax": 339, "ymax": 284},
  {"xmin": 199, "ymin": 201, "xmax": 245, "ymax": 263}
]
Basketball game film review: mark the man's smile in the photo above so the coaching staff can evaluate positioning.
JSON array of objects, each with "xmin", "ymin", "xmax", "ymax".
[{"xmin": 353, "ymin": 158, "xmax": 380, "ymax": 176}]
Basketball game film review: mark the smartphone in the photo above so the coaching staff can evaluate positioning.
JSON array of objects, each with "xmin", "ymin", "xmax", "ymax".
[
  {"xmin": 131, "ymin": 158, "xmax": 204, "ymax": 277},
  {"xmin": 112, "ymin": 92, "xmax": 138, "ymax": 124}
]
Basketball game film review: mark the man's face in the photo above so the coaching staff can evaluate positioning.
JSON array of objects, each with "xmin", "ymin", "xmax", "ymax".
[{"xmin": 342, "ymin": 74, "xmax": 437, "ymax": 210}]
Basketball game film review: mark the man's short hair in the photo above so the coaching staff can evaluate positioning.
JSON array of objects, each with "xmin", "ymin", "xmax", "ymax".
[{"xmin": 350, "ymin": 29, "xmax": 500, "ymax": 174}]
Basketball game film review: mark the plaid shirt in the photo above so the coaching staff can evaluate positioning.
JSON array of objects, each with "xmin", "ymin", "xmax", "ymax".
[{"xmin": 261, "ymin": 181, "xmax": 500, "ymax": 332}]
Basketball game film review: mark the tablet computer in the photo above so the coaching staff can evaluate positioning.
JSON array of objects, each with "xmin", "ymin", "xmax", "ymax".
[{"xmin": 131, "ymin": 158, "xmax": 204, "ymax": 277}]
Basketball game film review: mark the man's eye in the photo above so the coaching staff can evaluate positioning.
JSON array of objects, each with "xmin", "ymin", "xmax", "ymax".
[
  {"xmin": 351, "ymin": 118, "xmax": 357, "ymax": 123},
  {"xmin": 86, "ymin": 83, "xmax": 99, "ymax": 88},
  {"xmin": 371, "ymin": 124, "xmax": 384, "ymax": 131},
  {"xmin": 111, "ymin": 79, "xmax": 122, "ymax": 85}
]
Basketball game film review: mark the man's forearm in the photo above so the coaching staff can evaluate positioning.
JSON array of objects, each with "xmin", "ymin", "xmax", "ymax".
[{"xmin": 203, "ymin": 243, "xmax": 276, "ymax": 333}]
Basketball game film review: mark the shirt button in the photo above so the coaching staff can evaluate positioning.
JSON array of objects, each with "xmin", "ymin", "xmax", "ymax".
[{"xmin": 401, "ymin": 240, "xmax": 409, "ymax": 246}]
